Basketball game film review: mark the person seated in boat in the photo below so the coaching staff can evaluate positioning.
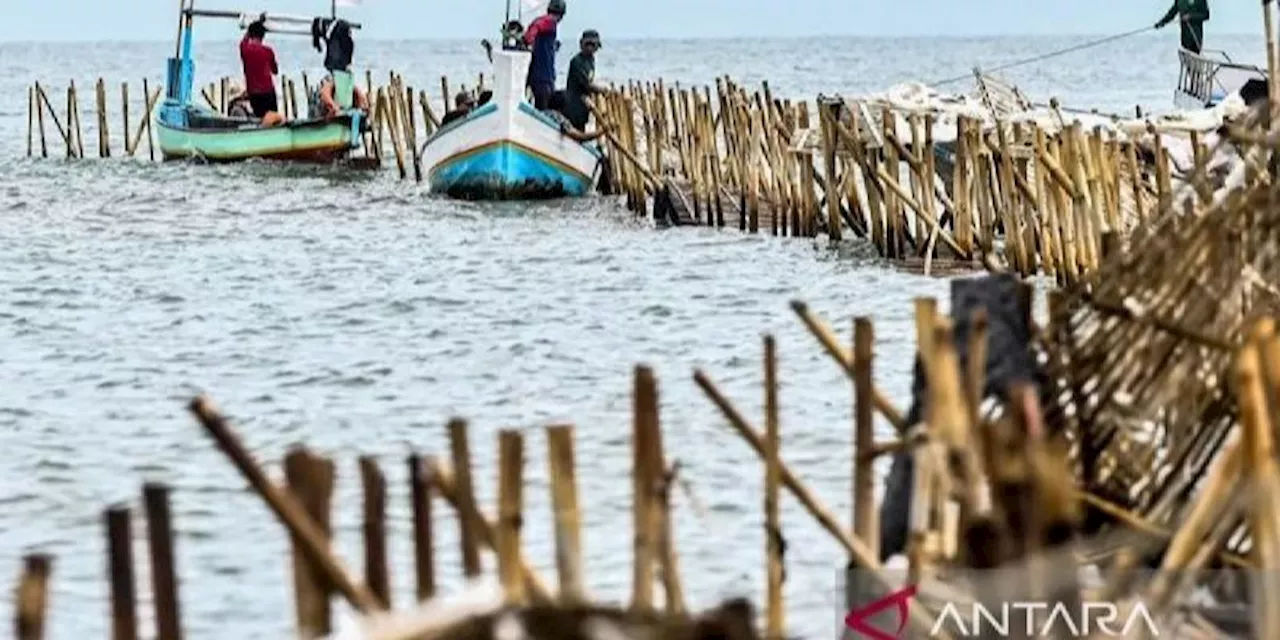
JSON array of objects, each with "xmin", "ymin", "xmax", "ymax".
[
  {"xmin": 1155, "ymin": 0, "xmax": 1209, "ymax": 54},
  {"xmin": 307, "ymin": 17, "xmax": 370, "ymax": 120},
  {"xmin": 440, "ymin": 91, "xmax": 476, "ymax": 127},
  {"xmin": 563, "ymin": 29, "xmax": 605, "ymax": 131},
  {"xmin": 522, "ymin": 0, "xmax": 566, "ymax": 110},
  {"xmin": 545, "ymin": 91, "xmax": 604, "ymax": 143},
  {"xmin": 239, "ymin": 17, "xmax": 280, "ymax": 119},
  {"xmin": 226, "ymin": 81, "xmax": 285, "ymax": 127},
  {"xmin": 477, "ymin": 89, "xmax": 494, "ymax": 106},
  {"xmin": 312, "ymin": 74, "xmax": 371, "ymax": 118}
]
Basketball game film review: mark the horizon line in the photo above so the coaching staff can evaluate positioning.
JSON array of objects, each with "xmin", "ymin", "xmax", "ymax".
[{"xmin": 0, "ymin": 31, "xmax": 1266, "ymax": 45}]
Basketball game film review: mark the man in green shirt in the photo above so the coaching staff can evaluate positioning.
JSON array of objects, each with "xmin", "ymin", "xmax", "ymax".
[
  {"xmin": 563, "ymin": 29, "xmax": 605, "ymax": 131},
  {"xmin": 1155, "ymin": 0, "xmax": 1210, "ymax": 53}
]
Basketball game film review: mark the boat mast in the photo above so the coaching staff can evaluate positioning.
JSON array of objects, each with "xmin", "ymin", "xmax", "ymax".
[{"xmin": 173, "ymin": 0, "xmax": 189, "ymax": 58}]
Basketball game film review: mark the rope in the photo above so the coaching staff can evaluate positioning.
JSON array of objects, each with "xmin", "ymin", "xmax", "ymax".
[{"xmin": 928, "ymin": 25, "xmax": 1157, "ymax": 87}]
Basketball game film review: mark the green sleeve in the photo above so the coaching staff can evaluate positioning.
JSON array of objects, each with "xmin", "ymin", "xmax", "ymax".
[{"xmin": 1157, "ymin": 1, "xmax": 1178, "ymax": 26}]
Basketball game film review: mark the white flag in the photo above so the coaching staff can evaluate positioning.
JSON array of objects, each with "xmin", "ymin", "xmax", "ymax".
[
  {"xmin": 335, "ymin": 0, "xmax": 362, "ymax": 6},
  {"xmin": 520, "ymin": 0, "xmax": 548, "ymax": 16}
]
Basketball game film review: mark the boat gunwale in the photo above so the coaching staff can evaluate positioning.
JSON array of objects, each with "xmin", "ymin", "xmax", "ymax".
[{"xmin": 155, "ymin": 108, "xmax": 361, "ymax": 137}]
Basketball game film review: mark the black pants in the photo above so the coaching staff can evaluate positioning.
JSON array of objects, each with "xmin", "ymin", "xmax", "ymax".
[
  {"xmin": 248, "ymin": 92, "xmax": 278, "ymax": 118},
  {"xmin": 528, "ymin": 82, "xmax": 554, "ymax": 110},
  {"xmin": 1181, "ymin": 22, "xmax": 1204, "ymax": 53}
]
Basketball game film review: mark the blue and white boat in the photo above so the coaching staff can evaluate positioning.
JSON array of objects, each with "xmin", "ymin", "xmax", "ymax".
[{"xmin": 419, "ymin": 48, "xmax": 604, "ymax": 200}]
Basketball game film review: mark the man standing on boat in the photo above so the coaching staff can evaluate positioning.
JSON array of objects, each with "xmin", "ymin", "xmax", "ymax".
[
  {"xmin": 1155, "ymin": 0, "xmax": 1210, "ymax": 54},
  {"xmin": 239, "ymin": 18, "xmax": 280, "ymax": 119},
  {"xmin": 522, "ymin": 0, "xmax": 567, "ymax": 110},
  {"xmin": 563, "ymin": 30, "xmax": 605, "ymax": 131}
]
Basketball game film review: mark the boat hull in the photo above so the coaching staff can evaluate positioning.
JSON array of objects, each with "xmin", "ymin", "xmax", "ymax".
[
  {"xmin": 420, "ymin": 49, "xmax": 603, "ymax": 200},
  {"xmin": 423, "ymin": 103, "xmax": 601, "ymax": 200},
  {"xmin": 155, "ymin": 107, "xmax": 363, "ymax": 164}
]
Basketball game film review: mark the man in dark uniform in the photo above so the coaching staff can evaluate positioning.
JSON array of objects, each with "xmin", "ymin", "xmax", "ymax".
[
  {"xmin": 1155, "ymin": 0, "xmax": 1210, "ymax": 53},
  {"xmin": 563, "ymin": 29, "xmax": 605, "ymax": 131},
  {"xmin": 522, "ymin": 0, "xmax": 566, "ymax": 110}
]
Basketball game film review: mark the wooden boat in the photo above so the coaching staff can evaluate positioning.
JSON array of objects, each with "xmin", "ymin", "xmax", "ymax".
[
  {"xmin": 1174, "ymin": 47, "xmax": 1266, "ymax": 110},
  {"xmin": 155, "ymin": 1, "xmax": 368, "ymax": 164},
  {"xmin": 419, "ymin": 48, "xmax": 604, "ymax": 200}
]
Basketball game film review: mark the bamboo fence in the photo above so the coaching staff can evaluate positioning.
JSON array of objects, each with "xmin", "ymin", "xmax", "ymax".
[{"xmin": 23, "ymin": 68, "xmax": 1199, "ymax": 285}]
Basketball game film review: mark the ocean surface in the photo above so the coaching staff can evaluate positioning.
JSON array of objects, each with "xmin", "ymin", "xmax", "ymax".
[{"xmin": 0, "ymin": 34, "xmax": 1267, "ymax": 639}]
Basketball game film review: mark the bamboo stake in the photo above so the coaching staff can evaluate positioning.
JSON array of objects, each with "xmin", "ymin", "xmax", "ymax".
[
  {"xmin": 447, "ymin": 418, "xmax": 483, "ymax": 578},
  {"xmin": 631, "ymin": 365, "xmax": 657, "ymax": 613},
  {"xmin": 121, "ymin": 82, "xmax": 131, "ymax": 158},
  {"xmin": 106, "ymin": 507, "xmax": 138, "ymax": 640},
  {"xmin": 143, "ymin": 80, "xmax": 156, "ymax": 161},
  {"xmin": 360, "ymin": 457, "xmax": 391, "ymax": 609},
  {"xmin": 35, "ymin": 83, "xmax": 48, "ymax": 158},
  {"xmin": 186, "ymin": 397, "xmax": 382, "ymax": 613},
  {"xmin": 408, "ymin": 453, "xmax": 436, "ymax": 602},
  {"xmin": 36, "ymin": 84, "xmax": 69, "ymax": 156},
  {"xmin": 422, "ymin": 460, "xmax": 555, "ymax": 602},
  {"xmin": 546, "ymin": 425, "xmax": 584, "ymax": 604},
  {"xmin": 692, "ymin": 370, "xmax": 946, "ymax": 639},
  {"xmin": 71, "ymin": 81, "xmax": 85, "ymax": 158},
  {"xmin": 405, "ymin": 84, "xmax": 422, "ymax": 182},
  {"xmin": 497, "ymin": 430, "xmax": 526, "ymax": 605},
  {"xmin": 144, "ymin": 483, "xmax": 183, "ymax": 640},
  {"xmin": 13, "ymin": 555, "xmax": 51, "ymax": 640},
  {"xmin": 790, "ymin": 301, "xmax": 907, "ymax": 430},
  {"xmin": 27, "ymin": 85, "xmax": 34, "ymax": 157},
  {"xmin": 97, "ymin": 78, "xmax": 110, "ymax": 158},
  {"xmin": 284, "ymin": 448, "xmax": 335, "ymax": 638},
  {"xmin": 763, "ymin": 336, "xmax": 784, "ymax": 639},
  {"xmin": 852, "ymin": 318, "xmax": 878, "ymax": 559}
]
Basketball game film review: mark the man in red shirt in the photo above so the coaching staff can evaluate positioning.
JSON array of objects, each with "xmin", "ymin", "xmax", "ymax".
[{"xmin": 238, "ymin": 20, "xmax": 280, "ymax": 118}]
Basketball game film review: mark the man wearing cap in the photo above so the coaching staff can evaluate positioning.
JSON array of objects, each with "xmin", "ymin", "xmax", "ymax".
[
  {"xmin": 522, "ymin": 0, "xmax": 566, "ymax": 110},
  {"xmin": 440, "ymin": 91, "xmax": 476, "ymax": 127},
  {"xmin": 563, "ymin": 29, "xmax": 604, "ymax": 131}
]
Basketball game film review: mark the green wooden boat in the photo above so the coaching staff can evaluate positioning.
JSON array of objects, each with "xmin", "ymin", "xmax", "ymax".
[
  {"xmin": 156, "ymin": 108, "xmax": 363, "ymax": 164},
  {"xmin": 157, "ymin": 0, "xmax": 367, "ymax": 164}
]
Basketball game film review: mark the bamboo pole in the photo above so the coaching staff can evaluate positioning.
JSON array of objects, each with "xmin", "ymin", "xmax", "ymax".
[
  {"xmin": 186, "ymin": 397, "xmax": 382, "ymax": 614},
  {"xmin": 106, "ymin": 507, "xmax": 138, "ymax": 640},
  {"xmin": 27, "ymin": 85, "xmax": 34, "ymax": 157},
  {"xmin": 852, "ymin": 318, "xmax": 878, "ymax": 559},
  {"xmin": 763, "ymin": 336, "xmax": 784, "ymax": 639},
  {"xmin": 143, "ymin": 80, "xmax": 156, "ymax": 161},
  {"xmin": 630, "ymin": 365, "xmax": 657, "ymax": 613},
  {"xmin": 790, "ymin": 300, "xmax": 907, "ymax": 431},
  {"xmin": 35, "ymin": 83, "xmax": 48, "ymax": 158},
  {"xmin": 36, "ymin": 84, "xmax": 69, "ymax": 156},
  {"xmin": 692, "ymin": 370, "xmax": 946, "ymax": 639},
  {"xmin": 408, "ymin": 453, "xmax": 436, "ymax": 602},
  {"xmin": 422, "ymin": 459, "xmax": 555, "ymax": 602},
  {"xmin": 546, "ymin": 425, "xmax": 584, "ymax": 604},
  {"xmin": 497, "ymin": 430, "xmax": 526, "ymax": 605},
  {"xmin": 360, "ymin": 457, "xmax": 391, "ymax": 609},
  {"xmin": 96, "ymin": 78, "xmax": 110, "ymax": 158},
  {"xmin": 143, "ymin": 483, "xmax": 183, "ymax": 640},
  {"xmin": 121, "ymin": 82, "xmax": 131, "ymax": 158},
  {"xmin": 13, "ymin": 554, "xmax": 51, "ymax": 640},
  {"xmin": 447, "ymin": 418, "xmax": 483, "ymax": 578},
  {"xmin": 284, "ymin": 448, "xmax": 335, "ymax": 638}
]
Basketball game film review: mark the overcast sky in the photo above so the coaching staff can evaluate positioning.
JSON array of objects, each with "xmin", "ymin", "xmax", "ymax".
[{"xmin": 0, "ymin": 0, "xmax": 1265, "ymax": 42}]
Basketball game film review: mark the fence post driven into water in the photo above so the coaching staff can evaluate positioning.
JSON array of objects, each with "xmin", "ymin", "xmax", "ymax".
[{"xmin": 106, "ymin": 505, "xmax": 139, "ymax": 640}]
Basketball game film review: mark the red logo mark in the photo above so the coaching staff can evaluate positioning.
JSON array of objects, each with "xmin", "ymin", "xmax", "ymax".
[{"xmin": 844, "ymin": 584, "xmax": 918, "ymax": 640}]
